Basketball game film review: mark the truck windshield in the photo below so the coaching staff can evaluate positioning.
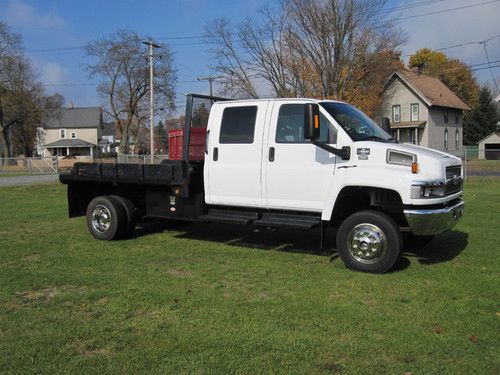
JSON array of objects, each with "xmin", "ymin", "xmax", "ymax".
[{"xmin": 320, "ymin": 102, "xmax": 395, "ymax": 142}]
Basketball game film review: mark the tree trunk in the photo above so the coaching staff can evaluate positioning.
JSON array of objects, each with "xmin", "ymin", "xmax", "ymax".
[{"xmin": 0, "ymin": 102, "xmax": 11, "ymax": 158}]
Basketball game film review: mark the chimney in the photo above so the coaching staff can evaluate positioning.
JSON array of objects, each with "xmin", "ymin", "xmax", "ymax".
[
  {"xmin": 68, "ymin": 101, "xmax": 74, "ymax": 109},
  {"xmin": 410, "ymin": 66, "xmax": 421, "ymax": 76}
]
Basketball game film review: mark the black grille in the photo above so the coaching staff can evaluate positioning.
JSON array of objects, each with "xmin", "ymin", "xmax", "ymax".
[
  {"xmin": 446, "ymin": 165, "xmax": 461, "ymax": 180},
  {"xmin": 445, "ymin": 179, "xmax": 463, "ymax": 195}
]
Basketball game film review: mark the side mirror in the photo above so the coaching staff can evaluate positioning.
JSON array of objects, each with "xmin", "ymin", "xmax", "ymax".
[
  {"xmin": 304, "ymin": 103, "xmax": 320, "ymax": 141},
  {"xmin": 381, "ymin": 117, "xmax": 391, "ymax": 134}
]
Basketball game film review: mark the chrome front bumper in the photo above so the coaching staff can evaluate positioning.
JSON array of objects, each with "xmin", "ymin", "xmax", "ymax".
[{"xmin": 403, "ymin": 200, "xmax": 464, "ymax": 236}]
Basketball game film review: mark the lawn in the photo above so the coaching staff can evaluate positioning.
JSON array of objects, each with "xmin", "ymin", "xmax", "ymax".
[{"xmin": 0, "ymin": 178, "xmax": 498, "ymax": 374}]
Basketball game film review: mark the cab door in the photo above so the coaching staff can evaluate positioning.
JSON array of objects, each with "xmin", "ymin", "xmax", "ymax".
[
  {"xmin": 263, "ymin": 101, "xmax": 337, "ymax": 211},
  {"xmin": 205, "ymin": 102, "xmax": 269, "ymax": 207}
]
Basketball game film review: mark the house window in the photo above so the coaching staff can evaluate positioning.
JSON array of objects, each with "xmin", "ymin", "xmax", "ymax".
[
  {"xmin": 444, "ymin": 111, "xmax": 448, "ymax": 124},
  {"xmin": 392, "ymin": 105, "xmax": 401, "ymax": 123},
  {"xmin": 410, "ymin": 103, "xmax": 419, "ymax": 122},
  {"xmin": 444, "ymin": 128, "xmax": 448, "ymax": 150},
  {"xmin": 455, "ymin": 112, "xmax": 460, "ymax": 124},
  {"xmin": 455, "ymin": 129, "xmax": 460, "ymax": 149},
  {"xmin": 71, "ymin": 132, "xmax": 77, "ymax": 139},
  {"xmin": 60, "ymin": 129, "xmax": 66, "ymax": 139}
]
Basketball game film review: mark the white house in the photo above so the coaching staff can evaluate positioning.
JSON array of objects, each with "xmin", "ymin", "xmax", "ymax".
[{"xmin": 382, "ymin": 69, "xmax": 470, "ymax": 157}]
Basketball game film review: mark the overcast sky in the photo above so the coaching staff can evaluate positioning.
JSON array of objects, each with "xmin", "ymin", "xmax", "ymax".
[{"xmin": 0, "ymin": 0, "xmax": 499, "ymax": 110}]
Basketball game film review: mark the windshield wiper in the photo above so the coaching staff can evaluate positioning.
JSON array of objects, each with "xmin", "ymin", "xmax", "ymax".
[{"xmin": 357, "ymin": 135, "xmax": 397, "ymax": 143}]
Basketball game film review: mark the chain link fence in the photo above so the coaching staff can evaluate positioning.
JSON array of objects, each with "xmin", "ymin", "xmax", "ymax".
[
  {"xmin": 462, "ymin": 147, "xmax": 500, "ymax": 178},
  {"xmin": 0, "ymin": 157, "xmax": 59, "ymax": 175},
  {"xmin": 0, "ymin": 154, "xmax": 170, "ymax": 175},
  {"xmin": 1, "ymin": 150, "xmax": 499, "ymax": 177}
]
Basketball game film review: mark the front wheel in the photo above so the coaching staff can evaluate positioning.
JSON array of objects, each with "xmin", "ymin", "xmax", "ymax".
[{"xmin": 336, "ymin": 210, "xmax": 402, "ymax": 273}]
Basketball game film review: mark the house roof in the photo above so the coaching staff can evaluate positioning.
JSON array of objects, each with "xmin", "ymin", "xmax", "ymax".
[
  {"xmin": 44, "ymin": 107, "xmax": 102, "ymax": 129},
  {"xmin": 387, "ymin": 70, "xmax": 470, "ymax": 111},
  {"xmin": 101, "ymin": 122, "xmax": 116, "ymax": 137},
  {"xmin": 477, "ymin": 131, "xmax": 500, "ymax": 145},
  {"xmin": 44, "ymin": 138, "xmax": 95, "ymax": 148}
]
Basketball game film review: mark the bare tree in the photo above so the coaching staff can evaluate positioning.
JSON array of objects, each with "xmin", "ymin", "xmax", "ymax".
[
  {"xmin": 85, "ymin": 29, "xmax": 176, "ymax": 153},
  {"xmin": 0, "ymin": 22, "xmax": 63, "ymax": 157},
  {"xmin": 205, "ymin": 0, "xmax": 405, "ymax": 102},
  {"xmin": 205, "ymin": 19, "xmax": 258, "ymax": 98}
]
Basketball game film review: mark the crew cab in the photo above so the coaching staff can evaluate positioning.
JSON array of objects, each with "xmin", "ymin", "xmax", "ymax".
[{"xmin": 60, "ymin": 94, "xmax": 464, "ymax": 273}]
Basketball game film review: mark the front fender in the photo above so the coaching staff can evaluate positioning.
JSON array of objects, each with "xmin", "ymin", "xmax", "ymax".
[{"xmin": 321, "ymin": 166, "xmax": 409, "ymax": 221}]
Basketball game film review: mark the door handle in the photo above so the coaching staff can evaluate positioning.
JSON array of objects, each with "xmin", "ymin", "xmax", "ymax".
[
  {"xmin": 205, "ymin": 129, "xmax": 210, "ymax": 155},
  {"xmin": 213, "ymin": 147, "xmax": 219, "ymax": 161},
  {"xmin": 269, "ymin": 147, "xmax": 275, "ymax": 162}
]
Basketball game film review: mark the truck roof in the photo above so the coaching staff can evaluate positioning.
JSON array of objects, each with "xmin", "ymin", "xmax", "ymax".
[{"xmin": 212, "ymin": 98, "xmax": 347, "ymax": 106}]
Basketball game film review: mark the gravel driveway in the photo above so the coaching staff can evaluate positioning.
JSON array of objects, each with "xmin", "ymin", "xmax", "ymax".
[{"xmin": 0, "ymin": 174, "xmax": 59, "ymax": 187}]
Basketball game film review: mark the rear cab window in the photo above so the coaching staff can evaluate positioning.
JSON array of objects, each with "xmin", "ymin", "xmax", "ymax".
[{"xmin": 219, "ymin": 106, "xmax": 258, "ymax": 144}]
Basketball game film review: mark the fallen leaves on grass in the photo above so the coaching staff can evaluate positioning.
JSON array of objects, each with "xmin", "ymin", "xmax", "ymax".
[
  {"xmin": 72, "ymin": 341, "xmax": 111, "ymax": 356},
  {"xmin": 166, "ymin": 269, "xmax": 194, "ymax": 278},
  {"xmin": 21, "ymin": 254, "xmax": 40, "ymax": 262},
  {"xmin": 14, "ymin": 285, "xmax": 88, "ymax": 304},
  {"xmin": 434, "ymin": 326, "xmax": 444, "ymax": 334}
]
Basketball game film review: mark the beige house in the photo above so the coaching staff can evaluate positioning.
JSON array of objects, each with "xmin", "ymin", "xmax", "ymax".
[
  {"xmin": 478, "ymin": 131, "xmax": 500, "ymax": 160},
  {"xmin": 382, "ymin": 70, "xmax": 470, "ymax": 156},
  {"xmin": 39, "ymin": 106, "xmax": 103, "ymax": 158}
]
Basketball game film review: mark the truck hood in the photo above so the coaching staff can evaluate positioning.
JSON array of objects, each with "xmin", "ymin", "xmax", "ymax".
[{"xmin": 387, "ymin": 143, "xmax": 461, "ymax": 164}]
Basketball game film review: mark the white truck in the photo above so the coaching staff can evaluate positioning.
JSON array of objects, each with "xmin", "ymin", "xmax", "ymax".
[{"xmin": 60, "ymin": 94, "xmax": 464, "ymax": 273}]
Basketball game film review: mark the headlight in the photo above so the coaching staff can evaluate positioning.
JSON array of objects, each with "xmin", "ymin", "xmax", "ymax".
[{"xmin": 411, "ymin": 180, "xmax": 451, "ymax": 199}]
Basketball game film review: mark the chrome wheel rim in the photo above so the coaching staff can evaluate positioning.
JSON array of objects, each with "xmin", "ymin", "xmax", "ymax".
[
  {"xmin": 91, "ymin": 204, "xmax": 112, "ymax": 233},
  {"xmin": 347, "ymin": 223, "xmax": 387, "ymax": 264}
]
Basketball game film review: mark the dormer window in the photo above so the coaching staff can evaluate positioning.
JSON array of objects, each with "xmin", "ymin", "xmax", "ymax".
[{"xmin": 60, "ymin": 129, "xmax": 66, "ymax": 139}]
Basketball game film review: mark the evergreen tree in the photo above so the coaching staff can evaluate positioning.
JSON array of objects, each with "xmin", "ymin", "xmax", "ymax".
[
  {"xmin": 463, "ymin": 87, "xmax": 499, "ymax": 145},
  {"xmin": 155, "ymin": 121, "xmax": 168, "ymax": 154}
]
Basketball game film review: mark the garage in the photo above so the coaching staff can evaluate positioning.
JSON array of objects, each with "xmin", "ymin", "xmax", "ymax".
[{"xmin": 478, "ymin": 131, "xmax": 500, "ymax": 160}]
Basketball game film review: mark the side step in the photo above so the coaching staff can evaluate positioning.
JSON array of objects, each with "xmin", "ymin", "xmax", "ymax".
[
  {"xmin": 253, "ymin": 213, "xmax": 320, "ymax": 229},
  {"xmin": 200, "ymin": 209, "xmax": 259, "ymax": 225}
]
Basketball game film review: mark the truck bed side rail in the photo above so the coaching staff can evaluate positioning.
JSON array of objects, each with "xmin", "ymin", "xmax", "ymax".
[{"xmin": 60, "ymin": 161, "xmax": 189, "ymax": 186}]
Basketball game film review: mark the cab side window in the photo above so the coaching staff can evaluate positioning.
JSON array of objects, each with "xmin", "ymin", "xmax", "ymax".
[
  {"xmin": 276, "ymin": 104, "xmax": 336, "ymax": 144},
  {"xmin": 220, "ymin": 106, "xmax": 257, "ymax": 144}
]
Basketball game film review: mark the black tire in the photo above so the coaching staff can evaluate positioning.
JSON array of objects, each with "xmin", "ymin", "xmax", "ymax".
[
  {"xmin": 336, "ymin": 210, "xmax": 402, "ymax": 273},
  {"xmin": 86, "ymin": 196, "xmax": 127, "ymax": 240},
  {"xmin": 109, "ymin": 195, "xmax": 137, "ymax": 237},
  {"xmin": 403, "ymin": 233, "xmax": 434, "ymax": 250}
]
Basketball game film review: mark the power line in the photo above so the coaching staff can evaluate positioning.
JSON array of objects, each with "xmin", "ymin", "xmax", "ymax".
[
  {"xmin": 397, "ymin": 0, "xmax": 500, "ymax": 20},
  {"xmin": 479, "ymin": 40, "xmax": 500, "ymax": 93},
  {"xmin": 401, "ymin": 34, "xmax": 500, "ymax": 58},
  {"xmin": 381, "ymin": 0, "xmax": 445, "ymax": 14}
]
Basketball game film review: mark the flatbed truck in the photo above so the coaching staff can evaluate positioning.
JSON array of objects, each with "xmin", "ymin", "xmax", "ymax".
[{"xmin": 60, "ymin": 94, "xmax": 464, "ymax": 273}]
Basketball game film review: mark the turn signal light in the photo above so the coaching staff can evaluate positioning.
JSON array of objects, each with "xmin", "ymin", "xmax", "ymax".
[
  {"xmin": 314, "ymin": 114, "xmax": 319, "ymax": 129},
  {"xmin": 411, "ymin": 162, "xmax": 419, "ymax": 174}
]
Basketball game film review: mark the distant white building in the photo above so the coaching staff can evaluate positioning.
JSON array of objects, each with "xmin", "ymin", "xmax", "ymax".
[{"xmin": 37, "ymin": 105, "xmax": 103, "ymax": 158}]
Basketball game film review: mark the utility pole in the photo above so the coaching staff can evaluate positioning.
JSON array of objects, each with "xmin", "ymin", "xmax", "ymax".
[
  {"xmin": 142, "ymin": 40, "xmax": 160, "ymax": 164},
  {"xmin": 197, "ymin": 75, "xmax": 222, "ymax": 97}
]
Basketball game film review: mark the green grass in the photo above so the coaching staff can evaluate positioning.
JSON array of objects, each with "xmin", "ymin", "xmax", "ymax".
[{"xmin": 0, "ymin": 179, "xmax": 499, "ymax": 374}]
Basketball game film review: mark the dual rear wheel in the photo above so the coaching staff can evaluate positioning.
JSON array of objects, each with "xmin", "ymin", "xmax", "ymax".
[{"xmin": 86, "ymin": 195, "xmax": 136, "ymax": 240}]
